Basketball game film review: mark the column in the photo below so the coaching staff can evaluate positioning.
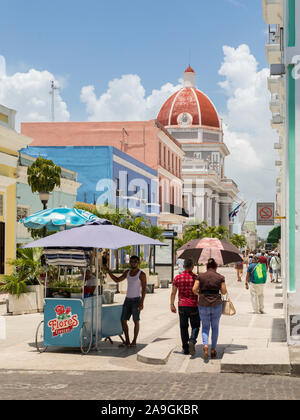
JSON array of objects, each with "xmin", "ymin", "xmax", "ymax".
[{"xmin": 220, "ymin": 202, "xmax": 230, "ymax": 229}]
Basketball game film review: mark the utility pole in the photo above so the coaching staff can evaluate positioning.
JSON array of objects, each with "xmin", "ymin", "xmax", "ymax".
[{"xmin": 49, "ymin": 80, "xmax": 59, "ymax": 122}]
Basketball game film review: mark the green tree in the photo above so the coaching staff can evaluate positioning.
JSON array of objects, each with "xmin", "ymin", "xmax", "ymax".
[
  {"xmin": 267, "ymin": 226, "xmax": 281, "ymax": 244},
  {"xmin": 175, "ymin": 222, "xmax": 230, "ymax": 252},
  {"xmin": 9, "ymin": 248, "xmax": 44, "ymax": 285},
  {"xmin": 229, "ymin": 234, "xmax": 247, "ymax": 249},
  {"xmin": 27, "ymin": 156, "xmax": 62, "ymax": 196}
]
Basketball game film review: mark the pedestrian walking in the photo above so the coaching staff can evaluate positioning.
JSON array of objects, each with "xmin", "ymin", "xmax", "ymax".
[
  {"xmin": 105, "ymin": 255, "xmax": 147, "ymax": 347},
  {"xmin": 248, "ymin": 253, "xmax": 254, "ymax": 265},
  {"xmin": 258, "ymin": 251, "xmax": 268, "ymax": 271},
  {"xmin": 245, "ymin": 256, "xmax": 267, "ymax": 314},
  {"xmin": 176, "ymin": 258, "xmax": 185, "ymax": 274},
  {"xmin": 235, "ymin": 259, "xmax": 244, "ymax": 282},
  {"xmin": 170, "ymin": 258, "xmax": 200, "ymax": 356},
  {"xmin": 270, "ymin": 252, "xmax": 281, "ymax": 283},
  {"xmin": 192, "ymin": 258, "xmax": 227, "ymax": 360},
  {"xmin": 267, "ymin": 252, "xmax": 273, "ymax": 282}
]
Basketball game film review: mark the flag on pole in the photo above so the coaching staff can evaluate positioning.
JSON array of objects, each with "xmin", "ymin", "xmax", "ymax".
[{"xmin": 229, "ymin": 201, "xmax": 246, "ymax": 221}]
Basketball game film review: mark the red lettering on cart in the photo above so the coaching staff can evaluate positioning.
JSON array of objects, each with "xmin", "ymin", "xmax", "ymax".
[{"xmin": 47, "ymin": 313, "xmax": 79, "ymax": 337}]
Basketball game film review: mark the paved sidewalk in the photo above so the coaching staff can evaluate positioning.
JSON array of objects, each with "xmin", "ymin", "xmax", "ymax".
[{"xmin": 0, "ymin": 267, "xmax": 297, "ymax": 376}]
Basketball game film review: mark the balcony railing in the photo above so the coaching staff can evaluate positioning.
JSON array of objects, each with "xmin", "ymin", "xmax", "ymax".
[
  {"xmin": 182, "ymin": 158, "xmax": 220, "ymax": 175},
  {"xmin": 268, "ymin": 24, "xmax": 280, "ymax": 44},
  {"xmin": 162, "ymin": 202, "xmax": 189, "ymax": 218}
]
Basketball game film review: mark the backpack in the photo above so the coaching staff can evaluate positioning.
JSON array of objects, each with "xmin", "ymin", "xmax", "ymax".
[{"xmin": 252, "ymin": 263, "xmax": 267, "ymax": 284}]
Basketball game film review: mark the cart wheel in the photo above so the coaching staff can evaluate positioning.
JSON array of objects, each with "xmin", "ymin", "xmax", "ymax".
[
  {"xmin": 80, "ymin": 322, "xmax": 93, "ymax": 354},
  {"xmin": 35, "ymin": 321, "xmax": 48, "ymax": 353}
]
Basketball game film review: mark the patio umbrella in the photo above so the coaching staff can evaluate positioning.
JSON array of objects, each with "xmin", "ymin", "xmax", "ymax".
[
  {"xmin": 22, "ymin": 223, "xmax": 166, "ymax": 249},
  {"xmin": 176, "ymin": 237, "xmax": 243, "ymax": 266},
  {"xmin": 20, "ymin": 207, "xmax": 102, "ymax": 231}
]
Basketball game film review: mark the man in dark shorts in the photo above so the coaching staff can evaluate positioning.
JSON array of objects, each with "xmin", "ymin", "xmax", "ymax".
[
  {"xmin": 170, "ymin": 258, "xmax": 200, "ymax": 355},
  {"xmin": 105, "ymin": 255, "xmax": 146, "ymax": 348}
]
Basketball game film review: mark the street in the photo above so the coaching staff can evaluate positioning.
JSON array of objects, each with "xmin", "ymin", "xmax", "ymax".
[
  {"xmin": 0, "ymin": 369, "xmax": 300, "ymax": 400},
  {"xmin": 0, "ymin": 267, "xmax": 299, "ymax": 400}
]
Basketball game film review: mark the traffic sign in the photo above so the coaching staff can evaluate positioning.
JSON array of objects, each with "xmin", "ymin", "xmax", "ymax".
[{"xmin": 257, "ymin": 202, "xmax": 275, "ymax": 226}]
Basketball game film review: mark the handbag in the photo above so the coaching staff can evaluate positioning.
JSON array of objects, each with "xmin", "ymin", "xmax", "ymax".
[{"xmin": 222, "ymin": 293, "xmax": 236, "ymax": 316}]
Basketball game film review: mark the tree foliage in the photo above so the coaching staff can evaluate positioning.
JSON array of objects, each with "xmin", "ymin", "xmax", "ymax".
[
  {"xmin": 175, "ymin": 223, "xmax": 247, "ymax": 252},
  {"xmin": 76, "ymin": 203, "xmax": 164, "ymax": 271},
  {"xmin": 27, "ymin": 156, "xmax": 61, "ymax": 193},
  {"xmin": 229, "ymin": 234, "xmax": 247, "ymax": 249},
  {"xmin": 267, "ymin": 226, "xmax": 281, "ymax": 244}
]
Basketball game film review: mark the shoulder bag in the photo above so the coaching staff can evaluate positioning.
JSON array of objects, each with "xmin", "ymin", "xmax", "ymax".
[{"xmin": 222, "ymin": 293, "xmax": 236, "ymax": 316}]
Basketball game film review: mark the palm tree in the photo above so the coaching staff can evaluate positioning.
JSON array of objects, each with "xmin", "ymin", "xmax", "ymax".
[
  {"xmin": 27, "ymin": 156, "xmax": 61, "ymax": 210},
  {"xmin": 11, "ymin": 248, "xmax": 44, "ymax": 285},
  {"xmin": 230, "ymin": 234, "xmax": 247, "ymax": 249}
]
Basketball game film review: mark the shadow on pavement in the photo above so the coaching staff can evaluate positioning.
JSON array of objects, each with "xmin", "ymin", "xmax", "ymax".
[{"xmin": 27, "ymin": 340, "xmax": 148, "ymax": 358}]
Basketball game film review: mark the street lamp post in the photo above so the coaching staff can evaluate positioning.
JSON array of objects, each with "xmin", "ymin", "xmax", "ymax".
[{"xmin": 39, "ymin": 192, "xmax": 50, "ymax": 237}]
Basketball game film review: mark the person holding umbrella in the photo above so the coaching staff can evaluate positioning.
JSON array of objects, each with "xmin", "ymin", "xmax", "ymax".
[{"xmin": 192, "ymin": 258, "xmax": 228, "ymax": 360}]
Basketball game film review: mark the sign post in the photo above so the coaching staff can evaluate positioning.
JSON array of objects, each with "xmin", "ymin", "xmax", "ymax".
[{"xmin": 256, "ymin": 203, "xmax": 275, "ymax": 226}]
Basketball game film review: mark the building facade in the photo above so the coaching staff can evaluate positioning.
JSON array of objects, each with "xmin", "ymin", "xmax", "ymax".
[
  {"xmin": 156, "ymin": 67, "xmax": 239, "ymax": 234},
  {"xmin": 21, "ymin": 120, "xmax": 184, "ymax": 228},
  {"xmin": 0, "ymin": 105, "xmax": 32, "ymax": 274},
  {"xmin": 262, "ymin": 0, "xmax": 300, "ymax": 344},
  {"xmin": 22, "ymin": 145, "xmax": 159, "ymax": 225}
]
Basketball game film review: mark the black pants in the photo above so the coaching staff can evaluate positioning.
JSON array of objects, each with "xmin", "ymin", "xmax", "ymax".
[{"xmin": 178, "ymin": 306, "xmax": 200, "ymax": 352}]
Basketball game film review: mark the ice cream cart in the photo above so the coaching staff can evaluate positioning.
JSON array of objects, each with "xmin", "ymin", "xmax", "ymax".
[
  {"xmin": 35, "ymin": 247, "xmax": 123, "ymax": 354},
  {"xmin": 22, "ymin": 222, "xmax": 167, "ymax": 355}
]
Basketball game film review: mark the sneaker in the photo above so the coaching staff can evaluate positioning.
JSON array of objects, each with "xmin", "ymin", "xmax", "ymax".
[
  {"xmin": 259, "ymin": 310, "xmax": 265, "ymax": 314},
  {"xmin": 188, "ymin": 340, "xmax": 196, "ymax": 356}
]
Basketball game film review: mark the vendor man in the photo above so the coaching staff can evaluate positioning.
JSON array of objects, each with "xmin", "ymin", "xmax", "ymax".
[{"xmin": 105, "ymin": 255, "xmax": 146, "ymax": 348}]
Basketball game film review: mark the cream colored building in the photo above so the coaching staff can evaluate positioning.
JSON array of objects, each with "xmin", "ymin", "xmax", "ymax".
[
  {"xmin": 262, "ymin": 0, "xmax": 300, "ymax": 344},
  {"xmin": 0, "ymin": 105, "xmax": 31, "ymax": 274},
  {"xmin": 157, "ymin": 67, "xmax": 239, "ymax": 233}
]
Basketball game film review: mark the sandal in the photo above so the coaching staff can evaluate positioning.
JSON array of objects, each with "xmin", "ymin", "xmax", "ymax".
[{"xmin": 203, "ymin": 345, "xmax": 209, "ymax": 360}]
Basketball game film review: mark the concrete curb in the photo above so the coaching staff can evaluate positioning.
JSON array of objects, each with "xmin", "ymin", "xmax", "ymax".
[{"xmin": 137, "ymin": 339, "xmax": 177, "ymax": 365}]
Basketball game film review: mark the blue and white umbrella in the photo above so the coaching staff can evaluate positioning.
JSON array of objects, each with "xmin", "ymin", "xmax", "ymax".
[{"xmin": 20, "ymin": 207, "xmax": 101, "ymax": 231}]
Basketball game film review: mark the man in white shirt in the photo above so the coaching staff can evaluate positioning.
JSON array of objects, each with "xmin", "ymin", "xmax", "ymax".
[{"xmin": 105, "ymin": 256, "xmax": 146, "ymax": 348}]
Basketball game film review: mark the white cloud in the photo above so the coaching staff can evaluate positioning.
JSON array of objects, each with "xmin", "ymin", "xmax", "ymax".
[
  {"xmin": 0, "ymin": 55, "xmax": 70, "ymax": 130},
  {"xmin": 218, "ymin": 44, "xmax": 279, "ymax": 235},
  {"xmin": 80, "ymin": 74, "xmax": 182, "ymax": 121}
]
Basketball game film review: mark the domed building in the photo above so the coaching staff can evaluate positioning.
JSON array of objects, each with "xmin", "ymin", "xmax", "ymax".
[{"xmin": 157, "ymin": 67, "xmax": 239, "ymax": 232}]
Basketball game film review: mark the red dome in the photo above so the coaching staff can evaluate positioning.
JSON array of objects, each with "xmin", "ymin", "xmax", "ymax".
[
  {"xmin": 184, "ymin": 65, "xmax": 195, "ymax": 73},
  {"xmin": 157, "ymin": 87, "xmax": 220, "ymax": 129}
]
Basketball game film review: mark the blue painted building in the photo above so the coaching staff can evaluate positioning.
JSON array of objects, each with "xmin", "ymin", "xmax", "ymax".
[
  {"xmin": 21, "ymin": 145, "xmax": 160, "ymax": 224},
  {"xmin": 16, "ymin": 152, "xmax": 81, "ymax": 244}
]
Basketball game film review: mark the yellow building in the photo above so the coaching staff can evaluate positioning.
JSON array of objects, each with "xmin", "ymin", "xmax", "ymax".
[{"xmin": 0, "ymin": 105, "xmax": 31, "ymax": 275}]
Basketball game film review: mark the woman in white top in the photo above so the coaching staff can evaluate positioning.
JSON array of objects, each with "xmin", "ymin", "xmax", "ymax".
[{"xmin": 270, "ymin": 253, "xmax": 281, "ymax": 283}]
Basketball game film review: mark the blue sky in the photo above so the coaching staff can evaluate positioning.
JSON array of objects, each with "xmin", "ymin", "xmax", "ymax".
[
  {"xmin": 0, "ymin": 0, "xmax": 268, "ymax": 120},
  {"xmin": 0, "ymin": 0, "xmax": 277, "ymax": 238}
]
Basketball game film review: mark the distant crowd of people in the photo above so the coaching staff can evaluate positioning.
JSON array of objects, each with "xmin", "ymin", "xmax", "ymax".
[{"xmin": 235, "ymin": 249, "xmax": 281, "ymax": 284}]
